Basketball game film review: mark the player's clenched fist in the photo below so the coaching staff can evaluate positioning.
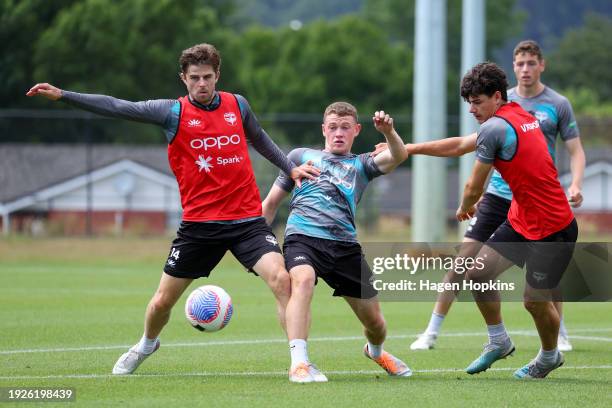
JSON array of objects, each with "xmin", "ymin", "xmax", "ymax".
[{"xmin": 373, "ymin": 110, "xmax": 394, "ymax": 134}]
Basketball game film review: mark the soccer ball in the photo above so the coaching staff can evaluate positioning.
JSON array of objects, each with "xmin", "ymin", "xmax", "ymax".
[{"xmin": 184, "ymin": 285, "xmax": 233, "ymax": 332}]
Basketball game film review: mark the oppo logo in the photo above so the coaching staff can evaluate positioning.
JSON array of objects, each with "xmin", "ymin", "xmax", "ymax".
[{"xmin": 190, "ymin": 134, "xmax": 241, "ymax": 150}]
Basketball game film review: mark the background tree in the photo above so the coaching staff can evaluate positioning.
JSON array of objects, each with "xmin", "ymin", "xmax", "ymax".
[
  {"xmin": 362, "ymin": 0, "xmax": 525, "ymax": 136},
  {"xmin": 233, "ymin": 0, "xmax": 362, "ymax": 27},
  {"xmin": 512, "ymin": 0, "xmax": 611, "ymax": 47},
  {"xmin": 2, "ymin": 0, "xmax": 235, "ymax": 143},
  {"xmin": 546, "ymin": 14, "xmax": 612, "ymax": 103},
  {"xmin": 229, "ymin": 15, "xmax": 412, "ymax": 152},
  {"xmin": 32, "ymin": 0, "xmax": 232, "ymax": 101},
  {"xmin": 1, "ymin": 0, "xmax": 79, "ymax": 109},
  {"xmin": 544, "ymin": 14, "xmax": 612, "ymax": 145},
  {"xmin": 2, "ymin": 0, "xmax": 611, "ymax": 147}
]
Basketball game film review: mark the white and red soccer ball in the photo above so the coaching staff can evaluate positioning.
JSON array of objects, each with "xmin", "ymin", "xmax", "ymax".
[{"xmin": 185, "ymin": 285, "xmax": 233, "ymax": 332}]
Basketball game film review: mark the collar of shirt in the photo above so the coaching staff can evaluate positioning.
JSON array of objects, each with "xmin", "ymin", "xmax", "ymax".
[{"xmin": 188, "ymin": 92, "xmax": 221, "ymax": 111}]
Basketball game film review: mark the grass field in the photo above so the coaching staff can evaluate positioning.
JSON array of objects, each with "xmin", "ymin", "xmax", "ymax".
[{"xmin": 1, "ymin": 237, "xmax": 611, "ymax": 407}]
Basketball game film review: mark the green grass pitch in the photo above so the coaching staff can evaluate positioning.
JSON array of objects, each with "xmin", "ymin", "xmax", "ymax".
[{"xmin": 1, "ymin": 238, "xmax": 611, "ymax": 407}]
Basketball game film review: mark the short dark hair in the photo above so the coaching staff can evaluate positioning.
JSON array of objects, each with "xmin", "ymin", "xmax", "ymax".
[
  {"xmin": 179, "ymin": 43, "xmax": 221, "ymax": 73},
  {"xmin": 460, "ymin": 62, "xmax": 508, "ymax": 102},
  {"xmin": 323, "ymin": 101, "xmax": 359, "ymax": 123},
  {"xmin": 513, "ymin": 40, "xmax": 543, "ymax": 61}
]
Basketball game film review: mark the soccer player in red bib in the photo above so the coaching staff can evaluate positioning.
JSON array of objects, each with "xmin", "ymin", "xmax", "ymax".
[
  {"xmin": 27, "ymin": 43, "xmax": 319, "ymax": 375},
  {"xmin": 409, "ymin": 41, "xmax": 584, "ymax": 353},
  {"xmin": 454, "ymin": 62, "xmax": 577, "ymax": 378}
]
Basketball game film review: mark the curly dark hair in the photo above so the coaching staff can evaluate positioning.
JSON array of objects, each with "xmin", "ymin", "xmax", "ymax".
[
  {"xmin": 179, "ymin": 43, "xmax": 221, "ymax": 73},
  {"xmin": 460, "ymin": 62, "xmax": 508, "ymax": 102}
]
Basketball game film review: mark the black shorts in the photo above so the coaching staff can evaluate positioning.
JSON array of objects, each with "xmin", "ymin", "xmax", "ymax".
[
  {"xmin": 464, "ymin": 193, "xmax": 512, "ymax": 242},
  {"xmin": 283, "ymin": 234, "xmax": 378, "ymax": 299},
  {"xmin": 163, "ymin": 218, "xmax": 282, "ymax": 279},
  {"xmin": 487, "ymin": 218, "xmax": 578, "ymax": 289}
]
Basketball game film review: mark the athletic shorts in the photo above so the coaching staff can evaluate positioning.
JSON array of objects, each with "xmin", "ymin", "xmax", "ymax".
[
  {"xmin": 464, "ymin": 193, "xmax": 512, "ymax": 242},
  {"xmin": 283, "ymin": 234, "xmax": 378, "ymax": 299},
  {"xmin": 487, "ymin": 218, "xmax": 578, "ymax": 289},
  {"xmin": 163, "ymin": 218, "xmax": 282, "ymax": 279}
]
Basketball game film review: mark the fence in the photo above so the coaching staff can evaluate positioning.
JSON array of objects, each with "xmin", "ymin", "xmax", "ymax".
[{"xmin": 1, "ymin": 111, "xmax": 611, "ymax": 237}]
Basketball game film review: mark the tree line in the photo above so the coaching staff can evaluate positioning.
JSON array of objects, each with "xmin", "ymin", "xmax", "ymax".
[{"xmin": 1, "ymin": 0, "xmax": 610, "ymax": 149}]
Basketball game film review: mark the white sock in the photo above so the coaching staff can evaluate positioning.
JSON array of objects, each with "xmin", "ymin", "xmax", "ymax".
[
  {"xmin": 424, "ymin": 312, "xmax": 445, "ymax": 335},
  {"xmin": 289, "ymin": 339, "xmax": 309, "ymax": 369},
  {"xmin": 367, "ymin": 342, "xmax": 383, "ymax": 359},
  {"xmin": 136, "ymin": 335, "xmax": 158, "ymax": 354},
  {"xmin": 487, "ymin": 322, "xmax": 510, "ymax": 345},
  {"xmin": 559, "ymin": 317, "xmax": 568, "ymax": 338},
  {"xmin": 537, "ymin": 348, "xmax": 560, "ymax": 366}
]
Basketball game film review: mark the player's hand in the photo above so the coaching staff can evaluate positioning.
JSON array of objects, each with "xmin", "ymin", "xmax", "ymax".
[
  {"xmin": 290, "ymin": 160, "xmax": 320, "ymax": 188},
  {"xmin": 371, "ymin": 142, "xmax": 414, "ymax": 158},
  {"xmin": 26, "ymin": 83, "xmax": 62, "ymax": 100},
  {"xmin": 373, "ymin": 111, "xmax": 394, "ymax": 135},
  {"xmin": 456, "ymin": 205, "xmax": 476, "ymax": 222},
  {"xmin": 370, "ymin": 142, "xmax": 389, "ymax": 157},
  {"xmin": 567, "ymin": 185, "xmax": 583, "ymax": 208}
]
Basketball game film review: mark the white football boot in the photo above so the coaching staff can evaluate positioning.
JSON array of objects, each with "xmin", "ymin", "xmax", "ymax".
[{"xmin": 112, "ymin": 340, "xmax": 160, "ymax": 375}]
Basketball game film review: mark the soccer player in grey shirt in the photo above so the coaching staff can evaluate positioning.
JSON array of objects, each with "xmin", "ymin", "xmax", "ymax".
[
  {"xmin": 404, "ymin": 40, "xmax": 585, "ymax": 353},
  {"xmin": 262, "ymin": 102, "xmax": 410, "ymax": 382}
]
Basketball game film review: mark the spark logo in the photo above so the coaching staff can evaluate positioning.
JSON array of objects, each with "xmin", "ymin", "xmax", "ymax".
[
  {"xmin": 217, "ymin": 155, "xmax": 243, "ymax": 165},
  {"xmin": 224, "ymin": 112, "xmax": 237, "ymax": 126},
  {"xmin": 195, "ymin": 155, "xmax": 214, "ymax": 173},
  {"xmin": 187, "ymin": 119, "xmax": 202, "ymax": 127}
]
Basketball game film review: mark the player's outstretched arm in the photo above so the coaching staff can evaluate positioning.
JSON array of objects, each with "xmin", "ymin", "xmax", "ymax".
[
  {"xmin": 372, "ymin": 110, "xmax": 408, "ymax": 173},
  {"xmin": 26, "ymin": 83, "xmax": 62, "ymax": 101},
  {"xmin": 371, "ymin": 133, "xmax": 477, "ymax": 159},
  {"xmin": 28, "ymin": 83, "xmax": 173, "ymax": 127},
  {"xmin": 262, "ymin": 184, "xmax": 291, "ymax": 226},
  {"xmin": 408, "ymin": 133, "xmax": 477, "ymax": 157}
]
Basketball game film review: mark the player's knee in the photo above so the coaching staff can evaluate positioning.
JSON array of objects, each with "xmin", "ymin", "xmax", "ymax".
[
  {"xmin": 523, "ymin": 300, "xmax": 545, "ymax": 316},
  {"xmin": 267, "ymin": 265, "xmax": 291, "ymax": 297},
  {"xmin": 291, "ymin": 272, "xmax": 315, "ymax": 295},
  {"xmin": 149, "ymin": 292, "xmax": 175, "ymax": 313},
  {"xmin": 466, "ymin": 268, "xmax": 488, "ymax": 284},
  {"xmin": 276, "ymin": 271, "xmax": 291, "ymax": 295}
]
